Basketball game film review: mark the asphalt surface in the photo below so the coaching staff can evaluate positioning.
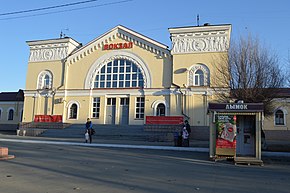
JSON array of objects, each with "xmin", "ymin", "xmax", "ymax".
[
  {"xmin": 1, "ymin": 133, "xmax": 290, "ymax": 161},
  {"xmin": 1, "ymin": 140, "xmax": 290, "ymax": 193}
]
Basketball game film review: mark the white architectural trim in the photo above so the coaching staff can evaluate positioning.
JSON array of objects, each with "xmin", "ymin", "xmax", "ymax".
[
  {"xmin": 66, "ymin": 100, "xmax": 80, "ymax": 120},
  {"xmin": 6, "ymin": 107, "xmax": 15, "ymax": 113},
  {"xmin": 188, "ymin": 63, "xmax": 210, "ymax": 86},
  {"xmin": 84, "ymin": 50, "xmax": 152, "ymax": 89},
  {"xmin": 151, "ymin": 100, "xmax": 169, "ymax": 116},
  {"xmin": 169, "ymin": 24, "xmax": 231, "ymax": 54},
  {"xmin": 37, "ymin": 70, "xmax": 53, "ymax": 89},
  {"xmin": 7, "ymin": 107, "xmax": 15, "ymax": 121},
  {"xmin": 27, "ymin": 37, "xmax": 81, "ymax": 62},
  {"xmin": 274, "ymin": 107, "xmax": 287, "ymax": 126}
]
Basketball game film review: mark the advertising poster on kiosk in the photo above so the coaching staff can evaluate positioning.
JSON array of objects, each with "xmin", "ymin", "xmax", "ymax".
[{"xmin": 216, "ymin": 114, "xmax": 237, "ymax": 157}]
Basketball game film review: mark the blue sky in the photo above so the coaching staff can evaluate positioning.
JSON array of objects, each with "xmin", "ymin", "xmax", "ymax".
[{"xmin": 0, "ymin": 0, "xmax": 289, "ymax": 91}]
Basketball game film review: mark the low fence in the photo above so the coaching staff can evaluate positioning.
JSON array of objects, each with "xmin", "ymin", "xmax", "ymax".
[
  {"xmin": 19, "ymin": 122, "xmax": 70, "ymax": 129},
  {"xmin": 34, "ymin": 115, "xmax": 62, "ymax": 122},
  {"xmin": 144, "ymin": 116, "xmax": 184, "ymax": 139},
  {"xmin": 145, "ymin": 116, "xmax": 184, "ymax": 125}
]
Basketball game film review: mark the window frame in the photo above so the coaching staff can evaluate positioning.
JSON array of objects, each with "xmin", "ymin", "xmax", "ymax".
[
  {"xmin": 194, "ymin": 69, "xmax": 205, "ymax": 86},
  {"xmin": 38, "ymin": 70, "xmax": 53, "ymax": 89},
  {"xmin": 135, "ymin": 97, "xmax": 145, "ymax": 119},
  {"xmin": 69, "ymin": 103, "xmax": 78, "ymax": 119},
  {"xmin": 94, "ymin": 59, "xmax": 144, "ymax": 89},
  {"xmin": 8, "ymin": 109, "xmax": 14, "ymax": 121},
  {"xmin": 189, "ymin": 64, "xmax": 210, "ymax": 87},
  {"xmin": 92, "ymin": 97, "xmax": 101, "ymax": 119},
  {"xmin": 274, "ymin": 109, "xmax": 285, "ymax": 126},
  {"xmin": 156, "ymin": 103, "xmax": 166, "ymax": 116}
]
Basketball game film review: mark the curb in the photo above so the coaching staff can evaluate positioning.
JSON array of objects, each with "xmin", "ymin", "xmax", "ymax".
[
  {"xmin": 0, "ymin": 138, "xmax": 208, "ymax": 152},
  {"xmin": 1, "ymin": 138, "xmax": 290, "ymax": 158}
]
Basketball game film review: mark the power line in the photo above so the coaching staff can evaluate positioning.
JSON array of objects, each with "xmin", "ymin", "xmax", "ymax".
[
  {"xmin": 0, "ymin": 0, "xmax": 99, "ymax": 16},
  {"xmin": 0, "ymin": 0, "xmax": 133, "ymax": 21}
]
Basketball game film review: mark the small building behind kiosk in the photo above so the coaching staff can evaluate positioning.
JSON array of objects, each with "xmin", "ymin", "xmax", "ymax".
[{"xmin": 208, "ymin": 102, "xmax": 264, "ymax": 165}]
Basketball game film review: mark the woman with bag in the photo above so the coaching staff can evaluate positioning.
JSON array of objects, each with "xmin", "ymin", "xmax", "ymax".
[{"xmin": 85, "ymin": 118, "xmax": 94, "ymax": 143}]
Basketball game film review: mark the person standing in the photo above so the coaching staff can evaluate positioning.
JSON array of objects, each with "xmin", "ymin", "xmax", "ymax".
[
  {"xmin": 182, "ymin": 126, "xmax": 189, "ymax": 147},
  {"xmin": 85, "ymin": 118, "xmax": 94, "ymax": 143},
  {"xmin": 184, "ymin": 120, "xmax": 191, "ymax": 136},
  {"xmin": 183, "ymin": 120, "xmax": 191, "ymax": 147}
]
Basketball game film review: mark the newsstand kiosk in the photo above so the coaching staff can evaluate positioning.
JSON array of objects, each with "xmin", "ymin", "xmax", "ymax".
[{"xmin": 208, "ymin": 103, "xmax": 264, "ymax": 166}]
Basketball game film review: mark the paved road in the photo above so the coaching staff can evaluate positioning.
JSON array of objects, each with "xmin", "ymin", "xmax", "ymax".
[{"xmin": 1, "ymin": 141, "xmax": 290, "ymax": 193}]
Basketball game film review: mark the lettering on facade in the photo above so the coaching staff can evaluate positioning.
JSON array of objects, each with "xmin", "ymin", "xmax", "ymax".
[
  {"xmin": 225, "ymin": 104, "xmax": 248, "ymax": 110},
  {"xmin": 171, "ymin": 33, "xmax": 230, "ymax": 54},
  {"xmin": 29, "ymin": 45, "xmax": 68, "ymax": 62},
  {"xmin": 103, "ymin": 42, "xmax": 133, "ymax": 50}
]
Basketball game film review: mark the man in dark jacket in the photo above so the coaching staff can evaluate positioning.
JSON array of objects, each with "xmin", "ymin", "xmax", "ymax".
[{"xmin": 184, "ymin": 120, "xmax": 191, "ymax": 135}]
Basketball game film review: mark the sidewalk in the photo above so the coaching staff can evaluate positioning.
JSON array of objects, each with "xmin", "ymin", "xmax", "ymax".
[{"xmin": 1, "ymin": 133, "xmax": 290, "ymax": 159}]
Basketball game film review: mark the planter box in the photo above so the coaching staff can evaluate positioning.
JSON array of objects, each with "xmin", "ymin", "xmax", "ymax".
[{"xmin": 0, "ymin": 147, "xmax": 8, "ymax": 157}]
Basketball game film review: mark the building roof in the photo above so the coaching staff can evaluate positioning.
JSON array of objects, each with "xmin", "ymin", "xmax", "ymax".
[
  {"xmin": 67, "ymin": 25, "xmax": 171, "ymax": 65},
  {"xmin": 0, "ymin": 89, "xmax": 24, "ymax": 102},
  {"xmin": 275, "ymin": 88, "xmax": 290, "ymax": 98}
]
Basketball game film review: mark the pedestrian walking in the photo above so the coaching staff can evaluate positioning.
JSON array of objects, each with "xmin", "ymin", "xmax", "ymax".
[
  {"xmin": 85, "ymin": 118, "xmax": 95, "ymax": 143},
  {"xmin": 182, "ymin": 126, "xmax": 189, "ymax": 147},
  {"xmin": 181, "ymin": 120, "xmax": 191, "ymax": 147}
]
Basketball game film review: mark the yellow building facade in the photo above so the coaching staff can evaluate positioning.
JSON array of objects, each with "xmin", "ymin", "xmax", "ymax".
[{"xmin": 22, "ymin": 24, "xmax": 232, "ymax": 134}]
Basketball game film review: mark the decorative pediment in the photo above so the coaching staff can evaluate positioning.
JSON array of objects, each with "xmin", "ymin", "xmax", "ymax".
[
  {"xmin": 169, "ymin": 24, "xmax": 231, "ymax": 54},
  {"xmin": 67, "ymin": 25, "xmax": 171, "ymax": 65}
]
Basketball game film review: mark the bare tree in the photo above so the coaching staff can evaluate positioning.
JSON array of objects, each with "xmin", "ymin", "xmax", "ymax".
[
  {"xmin": 213, "ymin": 35, "xmax": 285, "ymax": 116},
  {"xmin": 286, "ymin": 50, "xmax": 290, "ymax": 86}
]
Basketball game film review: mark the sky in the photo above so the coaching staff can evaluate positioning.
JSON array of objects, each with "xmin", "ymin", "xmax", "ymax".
[{"xmin": 0, "ymin": 0, "xmax": 289, "ymax": 92}]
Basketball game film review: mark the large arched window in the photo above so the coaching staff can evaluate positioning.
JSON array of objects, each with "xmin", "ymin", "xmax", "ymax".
[
  {"xmin": 8, "ymin": 109, "xmax": 14, "ymax": 120},
  {"xmin": 275, "ymin": 109, "xmax": 285, "ymax": 125},
  {"xmin": 69, "ymin": 104, "xmax": 78, "ymax": 119},
  {"xmin": 189, "ymin": 64, "xmax": 210, "ymax": 86},
  {"xmin": 94, "ymin": 59, "xmax": 144, "ymax": 88},
  {"xmin": 156, "ymin": 103, "xmax": 165, "ymax": 116}
]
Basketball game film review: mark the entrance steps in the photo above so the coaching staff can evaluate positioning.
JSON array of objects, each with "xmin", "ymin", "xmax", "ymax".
[{"xmin": 40, "ymin": 124, "xmax": 175, "ymax": 142}]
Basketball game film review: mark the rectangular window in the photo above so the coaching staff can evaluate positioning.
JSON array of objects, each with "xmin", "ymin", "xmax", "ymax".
[
  {"xmin": 112, "ymin": 81, "xmax": 118, "ymax": 87},
  {"xmin": 107, "ymin": 67, "xmax": 112, "ymax": 73},
  {"xmin": 135, "ymin": 97, "xmax": 145, "ymax": 119},
  {"xmin": 92, "ymin": 97, "xmax": 100, "ymax": 118},
  {"xmin": 121, "ymin": 98, "xmax": 129, "ymax": 105},
  {"xmin": 107, "ymin": 98, "xmax": 116, "ymax": 106}
]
